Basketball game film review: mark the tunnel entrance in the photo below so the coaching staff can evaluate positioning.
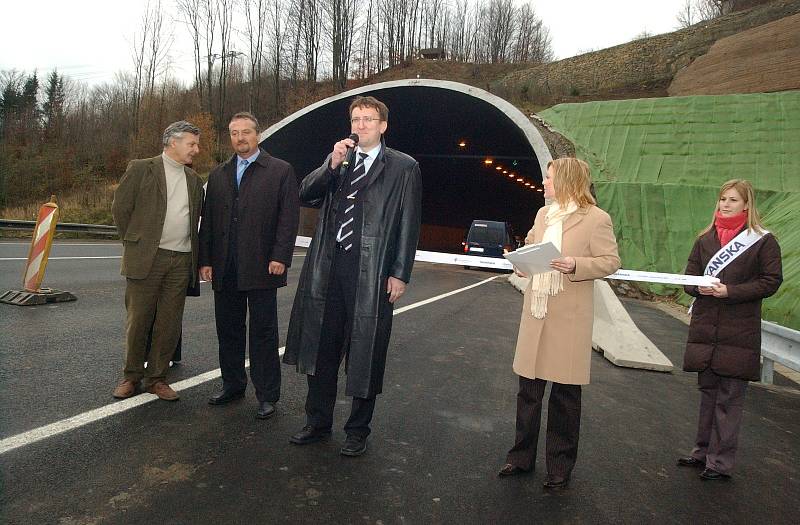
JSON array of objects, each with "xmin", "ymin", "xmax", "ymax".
[{"xmin": 261, "ymin": 80, "xmax": 551, "ymax": 252}]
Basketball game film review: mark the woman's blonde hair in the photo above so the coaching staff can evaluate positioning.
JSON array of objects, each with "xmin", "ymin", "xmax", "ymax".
[
  {"xmin": 547, "ymin": 158, "xmax": 596, "ymax": 208},
  {"xmin": 698, "ymin": 179, "xmax": 766, "ymax": 237}
]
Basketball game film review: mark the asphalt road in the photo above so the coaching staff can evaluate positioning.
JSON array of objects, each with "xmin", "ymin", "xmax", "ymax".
[{"xmin": 1, "ymin": 241, "xmax": 798, "ymax": 524}]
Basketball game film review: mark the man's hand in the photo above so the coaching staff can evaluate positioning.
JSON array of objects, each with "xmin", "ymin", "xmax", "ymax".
[
  {"xmin": 514, "ymin": 268, "xmax": 528, "ymax": 278},
  {"xmin": 387, "ymin": 276, "xmax": 406, "ymax": 304},
  {"xmin": 329, "ymin": 136, "xmax": 358, "ymax": 170},
  {"xmin": 199, "ymin": 266, "xmax": 212, "ymax": 282},
  {"xmin": 269, "ymin": 261, "xmax": 286, "ymax": 275}
]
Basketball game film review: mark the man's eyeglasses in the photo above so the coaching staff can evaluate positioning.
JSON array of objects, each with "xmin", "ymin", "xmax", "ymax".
[{"xmin": 350, "ymin": 116, "xmax": 381, "ymax": 124}]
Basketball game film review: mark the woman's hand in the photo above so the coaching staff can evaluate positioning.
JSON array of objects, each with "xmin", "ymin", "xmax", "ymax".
[
  {"xmin": 710, "ymin": 283, "xmax": 728, "ymax": 298},
  {"xmin": 514, "ymin": 268, "xmax": 528, "ymax": 278},
  {"xmin": 550, "ymin": 256, "xmax": 576, "ymax": 274},
  {"xmin": 698, "ymin": 283, "xmax": 728, "ymax": 298}
]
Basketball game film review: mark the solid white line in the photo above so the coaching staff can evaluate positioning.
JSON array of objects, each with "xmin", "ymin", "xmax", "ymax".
[
  {"xmin": 0, "ymin": 243, "xmax": 121, "ymax": 246},
  {"xmin": 0, "ymin": 274, "xmax": 500, "ymax": 455},
  {"xmin": 0, "ymin": 253, "xmax": 307, "ymax": 262},
  {"xmin": 0, "ymin": 256, "xmax": 122, "ymax": 261}
]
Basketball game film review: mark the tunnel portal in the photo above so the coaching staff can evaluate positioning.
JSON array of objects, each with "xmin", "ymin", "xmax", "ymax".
[{"xmin": 261, "ymin": 80, "xmax": 551, "ymax": 252}]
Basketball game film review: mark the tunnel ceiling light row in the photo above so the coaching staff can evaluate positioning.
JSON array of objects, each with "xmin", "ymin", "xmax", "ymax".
[{"xmin": 483, "ymin": 157, "xmax": 539, "ymax": 192}]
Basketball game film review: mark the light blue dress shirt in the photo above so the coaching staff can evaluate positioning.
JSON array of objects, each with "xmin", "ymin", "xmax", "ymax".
[{"xmin": 236, "ymin": 150, "xmax": 261, "ymax": 188}]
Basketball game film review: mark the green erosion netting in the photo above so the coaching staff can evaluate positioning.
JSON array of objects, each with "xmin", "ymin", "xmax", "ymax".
[{"xmin": 539, "ymin": 92, "xmax": 800, "ymax": 330}]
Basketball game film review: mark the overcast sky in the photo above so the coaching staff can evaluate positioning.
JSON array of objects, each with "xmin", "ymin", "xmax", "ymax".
[{"xmin": 1, "ymin": 0, "xmax": 690, "ymax": 87}]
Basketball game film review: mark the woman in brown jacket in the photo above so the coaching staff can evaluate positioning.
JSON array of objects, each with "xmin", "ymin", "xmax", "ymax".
[
  {"xmin": 498, "ymin": 158, "xmax": 620, "ymax": 488},
  {"xmin": 677, "ymin": 179, "xmax": 782, "ymax": 480}
]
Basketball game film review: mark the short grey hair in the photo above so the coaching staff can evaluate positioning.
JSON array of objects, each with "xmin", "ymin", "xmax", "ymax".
[{"xmin": 163, "ymin": 120, "xmax": 200, "ymax": 147}]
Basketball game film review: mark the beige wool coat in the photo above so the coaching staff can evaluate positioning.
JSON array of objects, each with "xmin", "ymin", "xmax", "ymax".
[{"xmin": 513, "ymin": 205, "xmax": 620, "ymax": 385}]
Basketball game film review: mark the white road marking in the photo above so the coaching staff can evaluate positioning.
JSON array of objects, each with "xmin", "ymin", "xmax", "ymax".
[
  {"xmin": 0, "ymin": 256, "xmax": 122, "ymax": 261},
  {"xmin": 0, "ymin": 274, "xmax": 500, "ymax": 455},
  {"xmin": 0, "ymin": 253, "xmax": 307, "ymax": 262},
  {"xmin": 0, "ymin": 242, "xmax": 121, "ymax": 246}
]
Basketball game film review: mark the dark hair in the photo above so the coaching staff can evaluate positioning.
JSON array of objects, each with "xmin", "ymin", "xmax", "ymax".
[
  {"xmin": 349, "ymin": 96, "xmax": 388, "ymax": 121},
  {"xmin": 229, "ymin": 111, "xmax": 259, "ymax": 131}
]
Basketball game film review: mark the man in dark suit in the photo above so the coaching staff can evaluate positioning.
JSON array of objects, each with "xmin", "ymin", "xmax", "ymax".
[
  {"xmin": 111, "ymin": 121, "xmax": 205, "ymax": 401},
  {"xmin": 199, "ymin": 111, "xmax": 300, "ymax": 419},
  {"xmin": 284, "ymin": 96, "xmax": 422, "ymax": 456}
]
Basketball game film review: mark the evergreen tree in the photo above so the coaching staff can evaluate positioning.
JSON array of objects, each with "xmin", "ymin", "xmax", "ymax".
[{"xmin": 43, "ymin": 70, "xmax": 66, "ymax": 140}]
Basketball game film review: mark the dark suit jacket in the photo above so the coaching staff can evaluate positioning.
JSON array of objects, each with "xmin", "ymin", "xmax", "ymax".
[
  {"xmin": 198, "ymin": 149, "xmax": 300, "ymax": 291},
  {"xmin": 111, "ymin": 155, "xmax": 204, "ymax": 286}
]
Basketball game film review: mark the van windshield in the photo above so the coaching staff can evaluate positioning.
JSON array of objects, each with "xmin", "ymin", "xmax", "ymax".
[{"xmin": 469, "ymin": 225, "xmax": 507, "ymax": 245}]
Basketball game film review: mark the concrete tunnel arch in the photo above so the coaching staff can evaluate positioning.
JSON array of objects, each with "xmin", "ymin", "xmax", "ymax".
[{"xmin": 258, "ymin": 79, "xmax": 553, "ymax": 251}]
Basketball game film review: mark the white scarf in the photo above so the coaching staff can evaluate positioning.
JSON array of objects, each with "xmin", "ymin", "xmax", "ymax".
[{"xmin": 530, "ymin": 201, "xmax": 579, "ymax": 318}]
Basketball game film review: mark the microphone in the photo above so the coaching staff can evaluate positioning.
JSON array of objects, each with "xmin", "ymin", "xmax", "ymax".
[{"xmin": 339, "ymin": 133, "xmax": 360, "ymax": 177}]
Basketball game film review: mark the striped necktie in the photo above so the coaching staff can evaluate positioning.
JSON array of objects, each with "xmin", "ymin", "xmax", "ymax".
[{"xmin": 336, "ymin": 152, "xmax": 370, "ymax": 251}]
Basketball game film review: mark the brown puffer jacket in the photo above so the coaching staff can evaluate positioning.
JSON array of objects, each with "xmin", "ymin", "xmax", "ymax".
[{"xmin": 683, "ymin": 228, "xmax": 783, "ymax": 381}]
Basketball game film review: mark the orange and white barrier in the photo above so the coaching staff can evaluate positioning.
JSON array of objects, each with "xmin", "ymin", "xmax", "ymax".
[{"xmin": 23, "ymin": 195, "xmax": 59, "ymax": 292}]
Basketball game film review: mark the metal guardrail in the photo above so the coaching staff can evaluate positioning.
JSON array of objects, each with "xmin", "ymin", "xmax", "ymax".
[
  {"xmin": 0, "ymin": 219, "xmax": 117, "ymax": 236},
  {"xmin": 761, "ymin": 320, "xmax": 800, "ymax": 384}
]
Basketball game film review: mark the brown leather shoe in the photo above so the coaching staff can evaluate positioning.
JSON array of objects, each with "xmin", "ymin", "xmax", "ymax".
[
  {"xmin": 147, "ymin": 382, "xmax": 179, "ymax": 401},
  {"xmin": 113, "ymin": 379, "xmax": 139, "ymax": 399}
]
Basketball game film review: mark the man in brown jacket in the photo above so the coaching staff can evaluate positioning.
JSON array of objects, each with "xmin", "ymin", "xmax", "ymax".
[{"xmin": 111, "ymin": 121, "xmax": 205, "ymax": 401}]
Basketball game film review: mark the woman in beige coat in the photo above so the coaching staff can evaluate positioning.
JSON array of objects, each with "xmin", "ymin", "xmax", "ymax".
[{"xmin": 498, "ymin": 158, "xmax": 620, "ymax": 488}]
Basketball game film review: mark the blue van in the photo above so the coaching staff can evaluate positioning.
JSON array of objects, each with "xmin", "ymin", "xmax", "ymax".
[{"xmin": 462, "ymin": 220, "xmax": 516, "ymax": 269}]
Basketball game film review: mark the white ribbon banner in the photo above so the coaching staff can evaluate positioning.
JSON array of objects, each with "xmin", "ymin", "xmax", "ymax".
[
  {"xmin": 606, "ymin": 269, "xmax": 718, "ymax": 287},
  {"xmin": 293, "ymin": 236, "xmax": 712, "ymax": 286}
]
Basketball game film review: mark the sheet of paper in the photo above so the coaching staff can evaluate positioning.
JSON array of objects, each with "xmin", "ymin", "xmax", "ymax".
[{"xmin": 503, "ymin": 242, "xmax": 562, "ymax": 276}]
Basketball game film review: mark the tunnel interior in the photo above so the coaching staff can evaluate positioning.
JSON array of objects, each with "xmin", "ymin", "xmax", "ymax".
[{"xmin": 261, "ymin": 86, "xmax": 544, "ymax": 252}]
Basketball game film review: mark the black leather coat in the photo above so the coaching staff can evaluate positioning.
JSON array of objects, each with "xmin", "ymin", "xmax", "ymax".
[{"xmin": 284, "ymin": 145, "xmax": 422, "ymax": 398}]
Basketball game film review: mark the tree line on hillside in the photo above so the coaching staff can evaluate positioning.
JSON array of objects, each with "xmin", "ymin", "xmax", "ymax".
[
  {"xmin": 0, "ymin": 0, "xmax": 553, "ymax": 212},
  {"xmin": 1, "ymin": 0, "xmax": 756, "ymax": 213}
]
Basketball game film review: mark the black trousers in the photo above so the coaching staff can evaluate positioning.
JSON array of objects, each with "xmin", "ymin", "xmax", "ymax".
[
  {"xmin": 506, "ymin": 376, "xmax": 582, "ymax": 477},
  {"xmin": 305, "ymin": 246, "xmax": 375, "ymax": 439},
  {"xmin": 214, "ymin": 271, "xmax": 280, "ymax": 403}
]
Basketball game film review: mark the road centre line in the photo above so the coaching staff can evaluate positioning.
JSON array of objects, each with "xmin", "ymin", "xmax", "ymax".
[{"xmin": 0, "ymin": 274, "xmax": 500, "ymax": 455}]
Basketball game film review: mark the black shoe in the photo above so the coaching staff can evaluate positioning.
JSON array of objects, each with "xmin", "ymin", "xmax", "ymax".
[
  {"xmin": 256, "ymin": 401, "xmax": 276, "ymax": 419},
  {"xmin": 497, "ymin": 463, "xmax": 531, "ymax": 477},
  {"xmin": 543, "ymin": 474, "xmax": 570, "ymax": 489},
  {"xmin": 700, "ymin": 468, "xmax": 731, "ymax": 481},
  {"xmin": 677, "ymin": 456, "xmax": 705, "ymax": 468},
  {"xmin": 208, "ymin": 389, "xmax": 245, "ymax": 405},
  {"xmin": 340, "ymin": 435, "xmax": 368, "ymax": 457},
  {"xmin": 289, "ymin": 425, "xmax": 332, "ymax": 445}
]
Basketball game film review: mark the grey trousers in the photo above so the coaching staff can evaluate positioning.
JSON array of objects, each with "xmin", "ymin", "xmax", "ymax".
[
  {"xmin": 690, "ymin": 368, "xmax": 749, "ymax": 475},
  {"xmin": 123, "ymin": 249, "xmax": 191, "ymax": 388}
]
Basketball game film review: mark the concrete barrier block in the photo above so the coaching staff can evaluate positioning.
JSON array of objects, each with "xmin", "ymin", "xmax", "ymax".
[{"xmin": 506, "ymin": 275, "xmax": 673, "ymax": 372}]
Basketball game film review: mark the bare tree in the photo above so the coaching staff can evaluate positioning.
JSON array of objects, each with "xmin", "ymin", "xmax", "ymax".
[
  {"xmin": 267, "ymin": 0, "xmax": 289, "ymax": 113},
  {"xmin": 144, "ymin": 0, "xmax": 172, "ymax": 99},
  {"xmin": 177, "ymin": 0, "xmax": 205, "ymax": 106},
  {"xmin": 304, "ymin": 0, "xmax": 323, "ymax": 82},
  {"xmin": 243, "ymin": 0, "xmax": 268, "ymax": 111},
  {"xmin": 486, "ymin": 0, "xmax": 516, "ymax": 63},
  {"xmin": 511, "ymin": 2, "xmax": 553, "ymax": 63},
  {"xmin": 201, "ymin": 0, "xmax": 217, "ymax": 115},
  {"xmin": 328, "ymin": 0, "xmax": 359, "ymax": 89},
  {"xmin": 676, "ymin": 0, "xmax": 698, "ymax": 28},
  {"xmin": 216, "ymin": 0, "xmax": 236, "ymax": 134}
]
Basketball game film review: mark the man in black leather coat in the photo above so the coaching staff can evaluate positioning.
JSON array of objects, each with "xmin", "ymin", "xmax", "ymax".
[{"xmin": 284, "ymin": 96, "xmax": 422, "ymax": 456}]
